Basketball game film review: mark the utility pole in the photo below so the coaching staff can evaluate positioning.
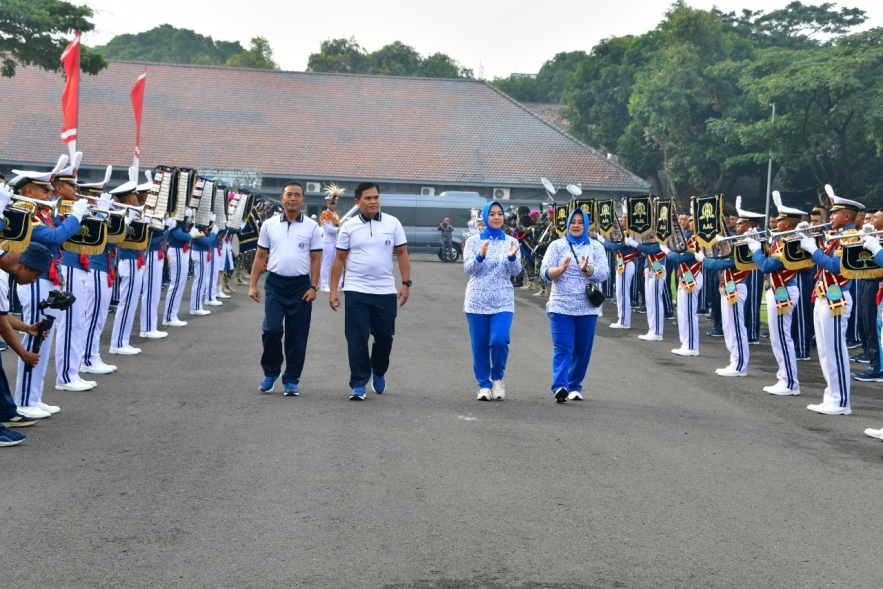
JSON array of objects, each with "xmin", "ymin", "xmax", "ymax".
[{"xmin": 763, "ymin": 103, "xmax": 776, "ymax": 230}]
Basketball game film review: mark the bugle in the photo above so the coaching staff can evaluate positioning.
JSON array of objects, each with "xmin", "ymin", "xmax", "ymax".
[
  {"xmin": 825, "ymin": 229, "xmax": 881, "ymax": 244},
  {"xmin": 11, "ymin": 195, "xmax": 59, "ymax": 214},
  {"xmin": 714, "ymin": 230, "xmax": 765, "ymax": 244},
  {"xmin": 766, "ymin": 222, "xmax": 831, "ymax": 241}
]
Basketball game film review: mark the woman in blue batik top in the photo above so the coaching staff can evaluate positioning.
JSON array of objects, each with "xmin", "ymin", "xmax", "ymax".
[
  {"xmin": 463, "ymin": 201, "xmax": 522, "ymax": 401},
  {"xmin": 540, "ymin": 207, "xmax": 609, "ymax": 403}
]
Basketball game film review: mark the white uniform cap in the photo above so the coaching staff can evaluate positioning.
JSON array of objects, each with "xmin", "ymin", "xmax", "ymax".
[
  {"xmin": 735, "ymin": 196, "xmax": 766, "ymax": 221},
  {"xmin": 772, "ymin": 191, "xmax": 806, "ymax": 218},
  {"xmin": 77, "ymin": 165, "xmax": 113, "ymax": 193},
  {"xmin": 136, "ymin": 170, "xmax": 153, "ymax": 193},
  {"xmin": 55, "ymin": 151, "xmax": 83, "ymax": 184},
  {"xmin": 825, "ymin": 185, "xmax": 864, "ymax": 212},
  {"xmin": 109, "ymin": 166, "xmax": 139, "ymax": 195}
]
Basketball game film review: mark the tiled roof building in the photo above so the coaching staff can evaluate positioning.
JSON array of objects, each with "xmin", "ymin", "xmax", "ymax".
[{"xmin": 0, "ymin": 61, "xmax": 649, "ymax": 200}]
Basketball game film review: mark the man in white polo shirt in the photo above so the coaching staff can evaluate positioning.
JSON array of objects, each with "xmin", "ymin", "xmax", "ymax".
[
  {"xmin": 249, "ymin": 181, "xmax": 322, "ymax": 396},
  {"xmin": 329, "ymin": 182, "xmax": 411, "ymax": 401}
]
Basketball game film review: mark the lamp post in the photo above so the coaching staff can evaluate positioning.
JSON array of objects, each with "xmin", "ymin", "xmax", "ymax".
[{"xmin": 763, "ymin": 103, "xmax": 776, "ymax": 230}]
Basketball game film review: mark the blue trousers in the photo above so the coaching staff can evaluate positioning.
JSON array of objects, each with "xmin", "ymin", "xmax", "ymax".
[
  {"xmin": 344, "ymin": 291, "xmax": 397, "ymax": 389},
  {"xmin": 792, "ymin": 269, "xmax": 815, "ymax": 358},
  {"xmin": 744, "ymin": 270, "xmax": 763, "ymax": 342},
  {"xmin": 0, "ymin": 359, "xmax": 19, "ymax": 421},
  {"xmin": 261, "ymin": 273, "xmax": 312, "ymax": 384},
  {"xmin": 548, "ymin": 312, "xmax": 598, "ymax": 393},
  {"xmin": 465, "ymin": 312, "xmax": 513, "ymax": 388}
]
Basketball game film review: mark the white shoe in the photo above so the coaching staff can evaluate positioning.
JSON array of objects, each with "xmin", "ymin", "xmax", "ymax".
[
  {"xmin": 609, "ymin": 322, "xmax": 630, "ymax": 329},
  {"xmin": 491, "ymin": 380, "xmax": 505, "ymax": 400},
  {"xmin": 204, "ymin": 300, "xmax": 223, "ymax": 306},
  {"xmin": 671, "ymin": 347, "xmax": 698, "ymax": 356},
  {"xmin": 80, "ymin": 362, "xmax": 116, "ymax": 374},
  {"xmin": 716, "ymin": 367, "xmax": 746, "ymax": 377},
  {"xmin": 76, "ymin": 377, "xmax": 97, "ymax": 387},
  {"xmin": 55, "ymin": 380, "xmax": 93, "ymax": 392},
  {"xmin": 162, "ymin": 319, "xmax": 188, "ymax": 327},
  {"xmin": 189, "ymin": 309, "xmax": 211, "ymax": 316},
  {"xmin": 216, "ymin": 291, "xmax": 231, "ymax": 299},
  {"xmin": 320, "ymin": 287, "xmax": 331, "ymax": 292},
  {"xmin": 109, "ymin": 346, "xmax": 141, "ymax": 355},
  {"xmin": 807, "ymin": 402, "xmax": 851, "ymax": 416},
  {"xmin": 863, "ymin": 427, "xmax": 883, "ymax": 439},
  {"xmin": 17, "ymin": 405, "xmax": 51, "ymax": 419},
  {"xmin": 638, "ymin": 332, "xmax": 663, "ymax": 342},
  {"xmin": 139, "ymin": 330, "xmax": 168, "ymax": 339},
  {"xmin": 764, "ymin": 383, "xmax": 800, "ymax": 396},
  {"xmin": 567, "ymin": 391, "xmax": 584, "ymax": 401},
  {"xmin": 477, "ymin": 388, "xmax": 492, "ymax": 401},
  {"xmin": 37, "ymin": 402, "xmax": 60, "ymax": 415}
]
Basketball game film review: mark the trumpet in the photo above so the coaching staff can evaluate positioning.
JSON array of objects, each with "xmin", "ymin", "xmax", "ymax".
[
  {"xmin": 713, "ymin": 230, "xmax": 765, "ymax": 244},
  {"xmin": 824, "ymin": 229, "xmax": 883, "ymax": 244},
  {"xmin": 766, "ymin": 223, "xmax": 832, "ymax": 241},
  {"xmin": 10, "ymin": 194, "xmax": 60, "ymax": 214}
]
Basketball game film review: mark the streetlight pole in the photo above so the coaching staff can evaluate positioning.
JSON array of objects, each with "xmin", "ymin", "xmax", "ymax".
[{"xmin": 763, "ymin": 103, "xmax": 776, "ymax": 230}]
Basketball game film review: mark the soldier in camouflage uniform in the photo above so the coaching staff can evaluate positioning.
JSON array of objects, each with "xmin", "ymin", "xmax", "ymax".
[{"xmin": 531, "ymin": 217, "xmax": 554, "ymax": 297}]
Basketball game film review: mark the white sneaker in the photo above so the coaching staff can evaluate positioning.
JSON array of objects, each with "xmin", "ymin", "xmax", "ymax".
[
  {"xmin": 567, "ymin": 391, "xmax": 584, "ymax": 401},
  {"xmin": 477, "ymin": 388, "xmax": 492, "ymax": 401},
  {"xmin": 716, "ymin": 367, "xmax": 746, "ymax": 377},
  {"xmin": 55, "ymin": 380, "xmax": 93, "ymax": 392},
  {"xmin": 76, "ymin": 377, "xmax": 97, "ymax": 387},
  {"xmin": 189, "ymin": 309, "xmax": 211, "ymax": 316},
  {"xmin": 671, "ymin": 347, "xmax": 699, "ymax": 356},
  {"xmin": 162, "ymin": 319, "xmax": 188, "ymax": 327},
  {"xmin": 109, "ymin": 346, "xmax": 141, "ymax": 355},
  {"xmin": 863, "ymin": 427, "xmax": 883, "ymax": 439},
  {"xmin": 609, "ymin": 322, "xmax": 630, "ymax": 329},
  {"xmin": 491, "ymin": 380, "xmax": 505, "ymax": 400},
  {"xmin": 139, "ymin": 330, "xmax": 168, "ymax": 339},
  {"xmin": 216, "ymin": 291, "xmax": 231, "ymax": 299},
  {"xmin": 638, "ymin": 332, "xmax": 663, "ymax": 341},
  {"xmin": 320, "ymin": 287, "xmax": 331, "ymax": 292},
  {"xmin": 764, "ymin": 383, "xmax": 800, "ymax": 396},
  {"xmin": 17, "ymin": 405, "xmax": 51, "ymax": 419},
  {"xmin": 204, "ymin": 300, "xmax": 223, "ymax": 306},
  {"xmin": 806, "ymin": 402, "xmax": 851, "ymax": 416},
  {"xmin": 80, "ymin": 362, "xmax": 116, "ymax": 374},
  {"xmin": 37, "ymin": 402, "xmax": 60, "ymax": 415}
]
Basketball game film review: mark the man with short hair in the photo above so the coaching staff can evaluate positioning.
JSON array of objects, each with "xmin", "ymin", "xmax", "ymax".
[
  {"xmin": 249, "ymin": 181, "xmax": 322, "ymax": 396},
  {"xmin": 329, "ymin": 182, "xmax": 411, "ymax": 400}
]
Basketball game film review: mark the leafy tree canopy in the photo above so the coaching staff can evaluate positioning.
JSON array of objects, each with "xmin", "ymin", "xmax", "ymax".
[
  {"xmin": 307, "ymin": 37, "xmax": 472, "ymax": 79},
  {"xmin": 224, "ymin": 37, "xmax": 279, "ymax": 70},
  {"xmin": 0, "ymin": 0, "xmax": 106, "ymax": 77},
  {"xmin": 492, "ymin": 50, "xmax": 588, "ymax": 103},
  {"xmin": 96, "ymin": 24, "xmax": 246, "ymax": 66}
]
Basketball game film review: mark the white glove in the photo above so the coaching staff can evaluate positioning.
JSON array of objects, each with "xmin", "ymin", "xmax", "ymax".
[
  {"xmin": 624, "ymin": 236, "xmax": 639, "ymax": 248},
  {"xmin": 694, "ymin": 250, "xmax": 705, "ymax": 263},
  {"xmin": 210, "ymin": 224, "xmax": 219, "ymax": 235},
  {"xmin": 799, "ymin": 235, "xmax": 818, "ymax": 254},
  {"xmin": 185, "ymin": 208, "xmax": 193, "ymax": 219},
  {"xmin": 97, "ymin": 193, "xmax": 113, "ymax": 212},
  {"xmin": 164, "ymin": 217, "xmax": 176, "ymax": 229},
  {"xmin": 70, "ymin": 198, "xmax": 90, "ymax": 221},
  {"xmin": 596, "ymin": 233, "xmax": 606, "ymax": 244},
  {"xmin": 189, "ymin": 227, "xmax": 200, "ymax": 238},
  {"xmin": 863, "ymin": 234, "xmax": 882, "ymax": 255},
  {"xmin": 659, "ymin": 243, "xmax": 671, "ymax": 255},
  {"xmin": 795, "ymin": 221, "xmax": 810, "ymax": 238},
  {"xmin": 0, "ymin": 182, "xmax": 12, "ymax": 211},
  {"xmin": 240, "ymin": 222, "xmax": 247, "ymax": 231},
  {"xmin": 225, "ymin": 220, "xmax": 231, "ymax": 229},
  {"xmin": 862, "ymin": 223, "xmax": 875, "ymax": 234},
  {"xmin": 127, "ymin": 209, "xmax": 138, "ymax": 222},
  {"xmin": 209, "ymin": 213, "xmax": 216, "ymax": 223},
  {"xmin": 744, "ymin": 236, "xmax": 761, "ymax": 253}
]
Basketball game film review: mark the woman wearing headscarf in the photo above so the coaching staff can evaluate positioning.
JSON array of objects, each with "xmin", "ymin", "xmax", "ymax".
[
  {"xmin": 540, "ymin": 207, "xmax": 609, "ymax": 403},
  {"xmin": 463, "ymin": 201, "xmax": 522, "ymax": 401}
]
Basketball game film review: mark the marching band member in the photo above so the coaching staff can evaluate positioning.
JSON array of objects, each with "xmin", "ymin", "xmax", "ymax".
[
  {"xmin": 634, "ymin": 235, "xmax": 667, "ymax": 342},
  {"xmin": 597, "ymin": 215, "xmax": 637, "ymax": 329},
  {"xmin": 319, "ymin": 187, "xmax": 341, "ymax": 292},
  {"xmin": 797, "ymin": 186, "xmax": 863, "ymax": 415},
  {"xmin": 743, "ymin": 195, "xmax": 805, "ymax": 395},
  {"xmin": 217, "ymin": 213, "xmax": 236, "ymax": 298},
  {"xmin": 10, "ymin": 162, "xmax": 88, "ymax": 410},
  {"xmin": 860, "ymin": 225, "xmax": 883, "ymax": 439},
  {"xmin": 661, "ymin": 215, "xmax": 703, "ymax": 356},
  {"xmin": 204, "ymin": 213, "xmax": 223, "ymax": 308},
  {"xmin": 108, "ymin": 173, "xmax": 146, "ymax": 355},
  {"xmin": 188, "ymin": 213, "xmax": 215, "ymax": 316},
  {"xmin": 162, "ymin": 211, "xmax": 193, "ymax": 327},
  {"xmin": 139, "ymin": 218, "xmax": 171, "ymax": 339}
]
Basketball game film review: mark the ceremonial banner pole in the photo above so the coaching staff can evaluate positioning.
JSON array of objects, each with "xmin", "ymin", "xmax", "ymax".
[
  {"xmin": 131, "ymin": 69, "xmax": 147, "ymax": 170},
  {"xmin": 60, "ymin": 31, "xmax": 81, "ymax": 162}
]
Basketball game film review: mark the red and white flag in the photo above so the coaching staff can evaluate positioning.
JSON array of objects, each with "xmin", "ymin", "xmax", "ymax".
[
  {"xmin": 131, "ymin": 69, "xmax": 147, "ymax": 169},
  {"xmin": 60, "ymin": 31, "xmax": 81, "ymax": 159}
]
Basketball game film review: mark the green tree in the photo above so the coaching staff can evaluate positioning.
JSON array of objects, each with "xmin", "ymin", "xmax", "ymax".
[
  {"xmin": 0, "ymin": 0, "xmax": 106, "ymax": 77},
  {"xmin": 419, "ymin": 52, "xmax": 473, "ymax": 79},
  {"xmin": 368, "ymin": 41, "xmax": 421, "ymax": 76},
  {"xmin": 97, "ymin": 24, "xmax": 244, "ymax": 65},
  {"xmin": 722, "ymin": 1, "xmax": 867, "ymax": 49},
  {"xmin": 225, "ymin": 37, "xmax": 278, "ymax": 69},
  {"xmin": 307, "ymin": 37, "xmax": 471, "ymax": 79},
  {"xmin": 493, "ymin": 50, "xmax": 588, "ymax": 103},
  {"xmin": 306, "ymin": 37, "xmax": 369, "ymax": 74}
]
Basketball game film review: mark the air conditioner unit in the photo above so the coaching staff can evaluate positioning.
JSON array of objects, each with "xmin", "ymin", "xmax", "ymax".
[
  {"xmin": 493, "ymin": 187, "xmax": 510, "ymax": 200},
  {"xmin": 420, "ymin": 186, "xmax": 435, "ymax": 196},
  {"xmin": 306, "ymin": 182, "xmax": 322, "ymax": 193}
]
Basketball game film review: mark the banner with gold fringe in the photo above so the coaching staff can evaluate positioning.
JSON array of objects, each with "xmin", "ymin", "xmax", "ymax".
[
  {"xmin": 625, "ymin": 195, "xmax": 653, "ymax": 238},
  {"xmin": 62, "ymin": 217, "xmax": 107, "ymax": 255},
  {"xmin": 0, "ymin": 207, "xmax": 33, "ymax": 252},
  {"xmin": 691, "ymin": 194, "xmax": 724, "ymax": 250}
]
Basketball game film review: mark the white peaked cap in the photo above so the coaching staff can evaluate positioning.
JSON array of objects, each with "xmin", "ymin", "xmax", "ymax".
[
  {"xmin": 56, "ymin": 151, "xmax": 83, "ymax": 182},
  {"xmin": 136, "ymin": 170, "xmax": 153, "ymax": 193},
  {"xmin": 772, "ymin": 191, "xmax": 806, "ymax": 217},
  {"xmin": 109, "ymin": 166, "xmax": 139, "ymax": 195},
  {"xmin": 735, "ymin": 196, "xmax": 765, "ymax": 219},
  {"xmin": 78, "ymin": 165, "xmax": 113, "ymax": 192},
  {"xmin": 825, "ymin": 184, "xmax": 864, "ymax": 211}
]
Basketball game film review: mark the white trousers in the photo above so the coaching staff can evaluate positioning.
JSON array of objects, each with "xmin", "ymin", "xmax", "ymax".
[
  {"xmin": 15, "ymin": 278, "xmax": 59, "ymax": 407},
  {"xmin": 676, "ymin": 274, "xmax": 703, "ymax": 351},
  {"xmin": 814, "ymin": 293, "xmax": 852, "ymax": 409},
  {"xmin": 111, "ymin": 258, "xmax": 143, "ymax": 349},
  {"xmin": 614, "ymin": 261, "xmax": 634, "ymax": 326},
  {"xmin": 140, "ymin": 250, "xmax": 164, "ymax": 333},
  {"xmin": 83, "ymin": 269, "xmax": 112, "ymax": 367},
  {"xmin": 320, "ymin": 241, "xmax": 336, "ymax": 290},
  {"xmin": 190, "ymin": 250, "xmax": 209, "ymax": 311},
  {"xmin": 766, "ymin": 286, "xmax": 800, "ymax": 390},
  {"xmin": 207, "ymin": 246, "xmax": 219, "ymax": 301},
  {"xmin": 54, "ymin": 265, "xmax": 92, "ymax": 385},
  {"xmin": 644, "ymin": 271, "xmax": 665, "ymax": 336},
  {"xmin": 164, "ymin": 246, "xmax": 188, "ymax": 322},
  {"xmin": 720, "ymin": 283, "xmax": 748, "ymax": 373}
]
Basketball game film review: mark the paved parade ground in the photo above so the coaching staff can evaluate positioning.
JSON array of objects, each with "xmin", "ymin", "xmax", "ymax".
[{"xmin": 5, "ymin": 254, "xmax": 883, "ymax": 588}]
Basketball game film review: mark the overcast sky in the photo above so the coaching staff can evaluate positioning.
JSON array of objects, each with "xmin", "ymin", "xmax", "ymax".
[{"xmin": 76, "ymin": 0, "xmax": 879, "ymax": 80}]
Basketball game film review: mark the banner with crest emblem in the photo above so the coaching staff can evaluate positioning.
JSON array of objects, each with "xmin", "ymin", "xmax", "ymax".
[
  {"xmin": 553, "ymin": 204, "xmax": 569, "ymax": 234},
  {"xmin": 626, "ymin": 195, "xmax": 653, "ymax": 238},
  {"xmin": 595, "ymin": 199, "xmax": 615, "ymax": 237},
  {"xmin": 691, "ymin": 194, "xmax": 724, "ymax": 250},
  {"xmin": 654, "ymin": 199, "xmax": 672, "ymax": 244}
]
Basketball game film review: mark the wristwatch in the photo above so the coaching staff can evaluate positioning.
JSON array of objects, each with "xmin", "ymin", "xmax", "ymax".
[
  {"xmin": 309, "ymin": 285, "xmax": 318, "ymax": 291},
  {"xmin": 402, "ymin": 280, "xmax": 412, "ymax": 287}
]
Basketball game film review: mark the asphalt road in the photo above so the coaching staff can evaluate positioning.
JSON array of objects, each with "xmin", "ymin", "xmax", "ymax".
[{"xmin": 4, "ymin": 254, "xmax": 883, "ymax": 589}]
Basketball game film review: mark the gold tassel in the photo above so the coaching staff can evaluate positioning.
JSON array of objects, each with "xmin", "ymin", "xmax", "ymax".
[
  {"xmin": 840, "ymin": 267, "xmax": 883, "ymax": 280},
  {"xmin": 734, "ymin": 259, "xmax": 757, "ymax": 271},
  {"xmin": 118, "ymin": 239, "xmax": 149, "ymax": 250},
  {"xmin": 61, "ymin": 242, "xmax": 107, "ymax": 256},
  {"xmin": 106, "ymin": 233, "xmax": 127, "ymax": 244},
  {"xmin": 0, "ymin": 237, "xmax": 30, "ymax": 253}
]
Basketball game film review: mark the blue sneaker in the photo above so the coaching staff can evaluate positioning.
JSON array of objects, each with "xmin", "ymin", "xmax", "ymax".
[
  {"xmin": 370, "ymin": 374, "xmax": 386, "ymax": 394},
  {"xmin": 283, "ymin": 382, "xmax": 299, "ymax": 396},
  {"xmin": 349, "ymin": 386, "xmax": 367, "ymax": 401},
  {"xmin": 0, "ymin": 426, "xmax": 25, "ymax": 447},
  {"xmin": 259, "ymin": 375, "xmax": 280, "ymax": 393}
]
